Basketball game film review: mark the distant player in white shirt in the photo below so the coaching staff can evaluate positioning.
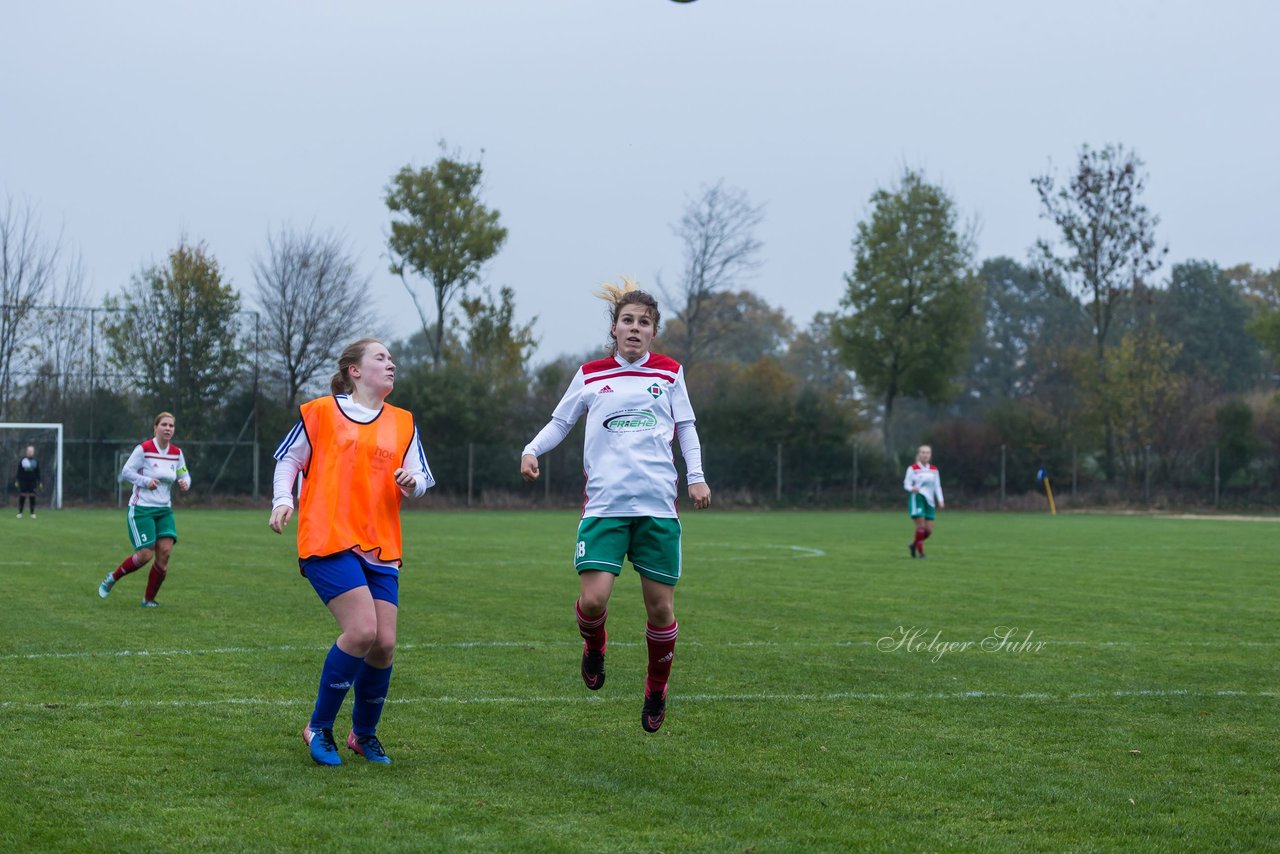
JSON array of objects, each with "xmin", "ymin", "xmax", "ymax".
[
  {"xmin": 520, "ymin": 279, "xmax": 711, "ymax": 733},
  {"xmin": 904, "ymin": 444, "xmax": 944, "ymax": 559},
  {"xmin": 98, "ymin": 412, "xmax": 192, "ymax": 605}
]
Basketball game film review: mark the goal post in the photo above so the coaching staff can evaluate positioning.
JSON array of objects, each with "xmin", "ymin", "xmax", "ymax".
[{"xmin": 0, "ymin": 422, "xmax": 64, "ymax": 510}]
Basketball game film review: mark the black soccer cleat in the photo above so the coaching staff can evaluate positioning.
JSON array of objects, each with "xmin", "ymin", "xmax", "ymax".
[
  {"xmin": 581, "ymin": 647, "xmax": 606, "ymax": 691},
  {"xmin": 908, "ymin": 543, "xmax": 918, "ymax": 559},
  {"xmin": 641, "ymin": 687, "xmax": 667, "ymax": 733}
]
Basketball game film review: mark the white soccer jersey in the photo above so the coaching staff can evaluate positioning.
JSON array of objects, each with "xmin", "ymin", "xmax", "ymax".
[
  {"xmin": 120, "ymin": 439, "xmax": 191, "ymax": 508},
  {"xmin": 903, "ymin": 463, "xmax": 943, "ymax": 507},
  {"xmin": 524, "ymin": 352, "xmax": 704, "ymax": 518}
]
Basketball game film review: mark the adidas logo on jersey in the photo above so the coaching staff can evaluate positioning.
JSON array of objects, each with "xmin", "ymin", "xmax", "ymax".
[{"xmin": 598, "ymin": 385, "xmax": 614, "ymax": 393}]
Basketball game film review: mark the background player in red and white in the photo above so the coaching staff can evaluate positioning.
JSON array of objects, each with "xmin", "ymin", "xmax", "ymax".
[
  {"xmin": 98, "ymin": 412, "xmax": 191, "ymax": 605},
  {"xmin": 520, "ymin": 278, "xmax": 711, "ymax": 733},
  {"xmin": 904, "ymin": 444, "xmax": 944, "ymax": 558}
]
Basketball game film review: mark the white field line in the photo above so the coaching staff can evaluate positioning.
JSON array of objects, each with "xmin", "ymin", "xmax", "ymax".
[
  {"xmin": 0, "ymin": 544, "xmax": 825, "ymax": 568},
  {"xmin": 3, "ymin": 637, "xmax": 1277, "ymax": 663},
  {"xmin": 0, "ymin": 561, "xmax": 102, "ymax": 566},
  {"xmin": 695, "ymin": 543, "xmax": 826, "ymax": 558},
  {"xmin": 2, "ymin": 688, "xmax": 1276, "ymax": 713}
]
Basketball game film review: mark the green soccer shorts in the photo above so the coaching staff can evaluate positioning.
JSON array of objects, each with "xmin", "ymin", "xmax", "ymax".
[
  {"xmin": 127, "ymin": 505, "xmax": 178, "ymax": 551},
  {"xmin": 574, "ymin": 516, "xmax": 683, "ymax": 586},
  {"xmin": 909, "ymin": 493, "xmax": 936, "ymax": 521}
]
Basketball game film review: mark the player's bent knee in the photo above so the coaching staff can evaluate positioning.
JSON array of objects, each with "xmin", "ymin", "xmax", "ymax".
[
  {"xmin": 579, "ymin": 593, "xmax": 610, "ymax": 614},
  {"xmin": 646, "ymin": 605, "xmax": 676, "ymax": 626},
  {"xmin": 341, "ymin": 624, "xmax": 378, "ymax": 656},
  {"xmin": 367, "ymin": 639, "xmax": 396, "ymax": 666}
]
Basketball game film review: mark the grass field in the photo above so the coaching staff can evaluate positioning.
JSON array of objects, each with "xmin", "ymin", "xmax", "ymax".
[{"xmin": 2, "ymin": 508, "xmax": 1277, "ymax": 852}]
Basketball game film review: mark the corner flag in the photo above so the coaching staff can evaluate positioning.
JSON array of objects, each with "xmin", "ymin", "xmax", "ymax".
[{"xmin": 1037, "ymin": 466, "xmax": 1056, "ymax": 515}]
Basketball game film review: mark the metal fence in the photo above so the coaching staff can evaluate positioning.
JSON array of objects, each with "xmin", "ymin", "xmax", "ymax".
[
  {"xmin": 3, "ymin": 436, "xmax": 1277, "ymax": 511},
  {"xmin": 417, "ymin": 442, "xmax": 1280, "ymax": 511}
]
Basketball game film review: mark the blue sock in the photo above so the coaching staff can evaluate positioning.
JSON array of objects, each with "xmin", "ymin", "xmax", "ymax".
[
  {"xmin": 310, "ymin": 643, "xmax": 364, "ymax": 731},
  {"xmin": 351, "ymin": 662, "xmax": 393, "ymax": 737}
]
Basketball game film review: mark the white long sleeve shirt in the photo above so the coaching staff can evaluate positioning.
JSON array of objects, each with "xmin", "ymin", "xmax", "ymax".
[
  {"xmin": 903, "ymin": 463, "xmax": 944, "ymax": 507},
  {"xmin": 523, "ymin": 351, "xmax": 705, "ymax": 518},
  {"xmin": 120, "ymin": 439, "xmax": 191, "ymax": 508}
]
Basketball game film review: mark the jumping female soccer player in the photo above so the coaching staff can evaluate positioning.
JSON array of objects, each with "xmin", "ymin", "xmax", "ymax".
[
  {"xmin": 98, "ymin": 412, "xmax": 191, "ymax": 606},
  {"xmin": 904, "ymin": 444, "xmax": 944, "ymax": 558},
  {"xmin": 269, "ymin": 338, "xmax": 434, "ymax": 766},
  {"xmin": 520, "ymin": 279, "xmax": 711, "ymax": 733}
]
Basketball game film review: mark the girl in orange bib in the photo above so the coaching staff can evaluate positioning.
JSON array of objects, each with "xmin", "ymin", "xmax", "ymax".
[{"xmin": 270, "ymin": 338, "xmax": 434, "ymax": 766}]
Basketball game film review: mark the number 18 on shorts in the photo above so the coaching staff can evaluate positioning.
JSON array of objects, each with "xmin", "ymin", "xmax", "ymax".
[{"xmin": 574, "ymin": 516, "xmax": 682, "ymax": 586}]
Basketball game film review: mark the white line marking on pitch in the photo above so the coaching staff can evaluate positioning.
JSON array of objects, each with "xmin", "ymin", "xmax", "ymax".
[
  {"xmin": 4, "ymin": 637, "xmax": 1276, "ymax": 662},
  {"xmin": 3, "ymin": 688, "xmax": 1275, "ymax": 712},
  {"xmin": 2, "ymin": 543, "xmax": 828, "ymax": 567},
  {"xmin": 692, "ymin": 543, "xmax": 826, "ymax": 558}
]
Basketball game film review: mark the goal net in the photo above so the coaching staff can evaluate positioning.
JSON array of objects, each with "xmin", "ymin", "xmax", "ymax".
[{"xmin": 0, "ymin": 422, "xmax": 64, "ymax": 511}]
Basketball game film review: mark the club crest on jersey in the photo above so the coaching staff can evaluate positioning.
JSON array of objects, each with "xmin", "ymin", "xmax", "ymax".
[
  {"xmin": 602, "ymin": 410, "xmax": 658, "ymax": 433},
  {"xmin": 648, "ymin": 383, "xmax": 662, "ymax": 399}
]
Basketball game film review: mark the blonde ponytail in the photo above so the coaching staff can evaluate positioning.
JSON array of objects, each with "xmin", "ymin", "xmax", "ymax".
[{"xmin": 594, "ymin": 276, "xmax": 660, "ymax": 354}]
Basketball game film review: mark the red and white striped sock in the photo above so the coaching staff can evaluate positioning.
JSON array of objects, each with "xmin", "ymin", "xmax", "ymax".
[
  {"xmin": 111, "ymin": 553, "xmax": 145, "ymax": 581},
  {"xmin": 576, "ymin": 600, "xmax": 607, "ymax": 653},
  {"xmin": 645, "ymin": 620, "xmax": 679, "ymax": 695}
]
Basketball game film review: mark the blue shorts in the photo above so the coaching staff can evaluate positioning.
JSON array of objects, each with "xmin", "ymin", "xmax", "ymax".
[{"xmin": 300, "ymin": 551, "xmax": 399, "ymax": 606}]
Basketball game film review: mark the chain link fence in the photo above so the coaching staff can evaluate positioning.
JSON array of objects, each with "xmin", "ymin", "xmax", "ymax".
[
  {"xmin": 411, "ymin": 441, "xmax": 1280, "ymax": 511},
  {"xmin": 3, "ymin": 434, "xmax": 1276, "ymax": 510}
]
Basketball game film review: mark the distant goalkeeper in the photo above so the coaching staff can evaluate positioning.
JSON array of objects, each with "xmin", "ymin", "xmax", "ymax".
[{"xmin": 14, "ymin": 445, "xmax": 41, "ymax": 518}]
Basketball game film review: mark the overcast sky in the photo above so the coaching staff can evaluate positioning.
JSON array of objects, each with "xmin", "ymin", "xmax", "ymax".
[{"xmin": 3, "ymin": 0, "xmax": 1277, "ymax": 364}]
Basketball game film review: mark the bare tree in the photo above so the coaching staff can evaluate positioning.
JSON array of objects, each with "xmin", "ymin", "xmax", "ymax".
[
  {"xmin": 662, "ymin": 181, "xmax": 765, "ymax": 363},
  {"xmin": 1032, "ymin": 144, "xmax": 1166, "ymax": 360},
  {"xmin": 253, "ymin": 225, "xmax": 380, "ymax": 408},
  {"xmin": 18, "ymin": 251, "xmax": 90, "ymax": 419},
  {"xmin": 1032, "ymin": 143, "xmax": 1167, "ymax": 477},
  {"xmin": 0, "ymin": 197, "xmax": 63, "ymax": 419}
]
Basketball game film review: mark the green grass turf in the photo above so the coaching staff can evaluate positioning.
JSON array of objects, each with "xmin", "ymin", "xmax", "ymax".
[{"xmin": 1, "ymin": 508, "xmax": 1276, "ymax": 852}]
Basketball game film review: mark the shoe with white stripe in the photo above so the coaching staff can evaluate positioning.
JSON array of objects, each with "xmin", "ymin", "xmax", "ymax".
[{"xmin": 302, "ymin": 726, "xmax": 342, "ymax": 766}]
